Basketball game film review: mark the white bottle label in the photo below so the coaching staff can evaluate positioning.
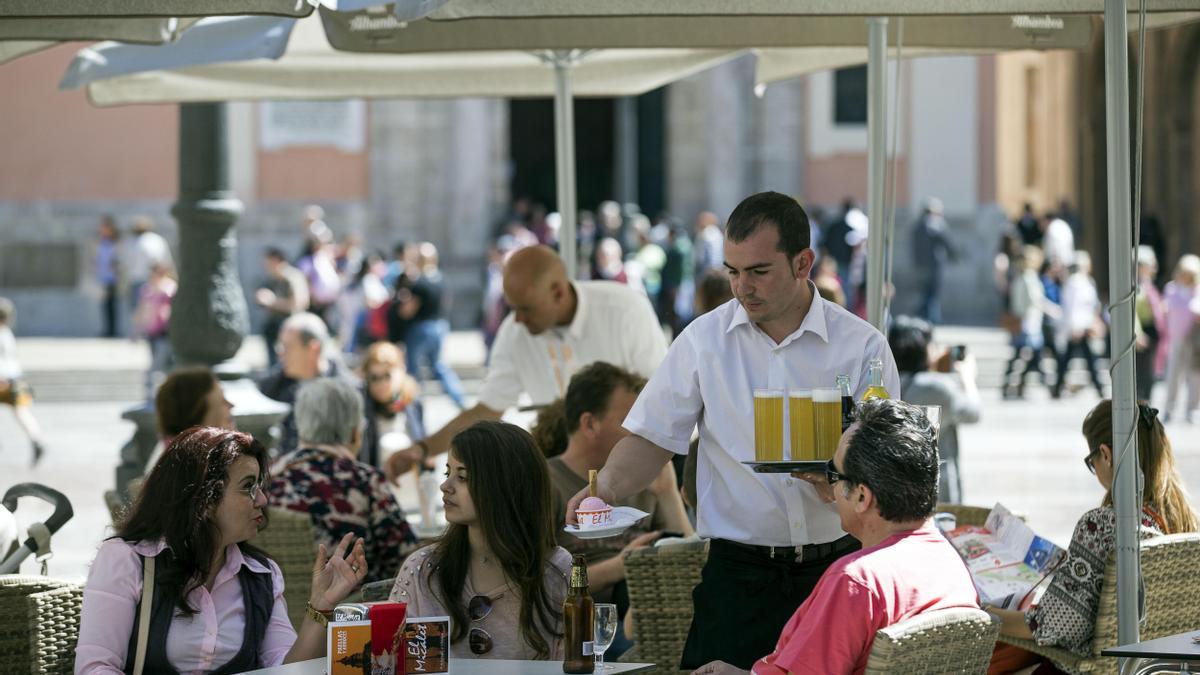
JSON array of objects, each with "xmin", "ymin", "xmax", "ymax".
[{"xmin": 582, "ymin": 641, "xmax": 594, "ymax": 656}]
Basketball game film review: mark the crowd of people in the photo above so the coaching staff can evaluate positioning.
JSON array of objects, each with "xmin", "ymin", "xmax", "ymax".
[{"xmin": 42, "ymin": 190, "xmax": 1199, "ymax": 673}]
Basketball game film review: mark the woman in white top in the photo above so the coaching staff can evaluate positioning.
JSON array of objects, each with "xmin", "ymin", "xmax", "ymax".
[{"xmin": 76, "ymin": 427, "xmax": 368, "ymax": 674}]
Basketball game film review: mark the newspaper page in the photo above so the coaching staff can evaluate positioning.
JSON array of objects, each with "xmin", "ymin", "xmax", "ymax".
[{"xmin": 945, "ymin": 503, "xmax": 1066, "ymax": 609}]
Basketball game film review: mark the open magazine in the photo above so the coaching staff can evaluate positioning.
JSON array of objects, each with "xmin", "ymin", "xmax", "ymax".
[{"xmin": 944, "ymin": 503, "xmax": 1066, "ymax": 609}]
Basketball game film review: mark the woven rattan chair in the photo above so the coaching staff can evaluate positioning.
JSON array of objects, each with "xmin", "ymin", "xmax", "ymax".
[
  {"xmin": 998, "ymin": 533, "xmax": 1200, "ymax": 675},
  {"xmin": 864, "ymin": 607, "xmax": 1000, "ymax": 674},
  {"xmin": 621, "ymin": 540, "xmax": 709, "ymax": 674},
  {"xmin": 935, "ymin": 503, "xmax": 1026, "ymax": 528},
  {"xmin": 357, "ymin": 579, "xmax": 393, "ymax": 603},
  {"xmin": 254, "ymin": 507, "xmax": 316, "ymax": 630},
  {"xmin": 0, "ymin": 575, "xmax": 84, "ymax": 675}
]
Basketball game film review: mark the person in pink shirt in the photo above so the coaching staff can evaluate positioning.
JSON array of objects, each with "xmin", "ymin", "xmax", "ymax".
[
  {"xmin": 691, "ymin": 399, "xmax": 979, "ymax": 675},
  {"xmin": 75, "ymin": 427, "xmax": 369, "ymax": 674},
  {"xmin": 1162, "ymin": 254, "xmax": 1200, "ymax": 423}
]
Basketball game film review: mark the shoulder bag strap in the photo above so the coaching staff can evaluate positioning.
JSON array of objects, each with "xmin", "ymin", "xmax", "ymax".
[{"xmin": 133, "ymin": 554, "xmax": 155, "ymax": 675}]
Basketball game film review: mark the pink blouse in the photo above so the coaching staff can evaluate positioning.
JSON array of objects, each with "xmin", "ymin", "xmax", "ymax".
[{"xmin": 75, "ymin": 539, "xmax": 297, "ymax": 674}]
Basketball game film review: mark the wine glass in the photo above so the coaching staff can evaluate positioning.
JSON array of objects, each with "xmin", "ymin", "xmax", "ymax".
[{"xmin": 593, "ymin": 603, "xmax": 619, "ymax": 670}]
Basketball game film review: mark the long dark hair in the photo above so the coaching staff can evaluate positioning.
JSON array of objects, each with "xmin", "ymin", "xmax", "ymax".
[
  {"xmin": 427, "ymin": 421, "xmax": 562, "ymax": 658},
  {"xmin": 117, "ymin": 427, "xmax": 271, "ymax": 616}
]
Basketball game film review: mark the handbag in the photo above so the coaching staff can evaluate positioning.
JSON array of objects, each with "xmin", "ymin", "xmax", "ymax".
[{"xmin": 132, "ymin": 555, "xmax": 155, "ymax": 675}]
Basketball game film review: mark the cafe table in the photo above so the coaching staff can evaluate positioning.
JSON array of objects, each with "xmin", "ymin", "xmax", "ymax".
[
  {"xmin": 1100, "ymin": 629, "xmax": 1200, "ymax": 670},
  {"xmin": 242, "ymin": 658, "xmax": 657, "ymax": 674}
]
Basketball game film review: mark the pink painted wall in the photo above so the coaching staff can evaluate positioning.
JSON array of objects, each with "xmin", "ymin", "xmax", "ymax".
[
  {"xmin": 0, "ymin": 43, "xmax": 177, "ymax": 200},
  {"xmin": 257, "ymin": 146, "xmax": 369, "ymax": 201}
]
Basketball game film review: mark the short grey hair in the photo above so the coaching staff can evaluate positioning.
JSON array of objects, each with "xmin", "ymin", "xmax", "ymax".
[
  {"xmin": 281, "ymin": 311, "xmax": 330, "ymax": 348},
  {"xmin": 295, "ymin": 378, "xmax": 363, "ymax": 447}
]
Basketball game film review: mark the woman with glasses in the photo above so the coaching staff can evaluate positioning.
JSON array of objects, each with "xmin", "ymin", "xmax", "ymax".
[
  {"xmin": 389, "ymin": 421, "xmax": 570, "ymax": 660},
  {"xmin": 76, "ymin": 427, "xmax": 369, "ymax": 673},
  {"xmin": 359, "ymin": 341, "xmax": 425, "ymax": 470},
  {"xmin": 987, "ymin": 400, "xmax": 1197, "ymax": 673}
]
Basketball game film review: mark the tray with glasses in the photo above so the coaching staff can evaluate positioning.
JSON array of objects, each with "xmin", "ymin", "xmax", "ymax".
[{"xmin": 741, "ymin": 460, "xmax": 827, "ymax": 474}]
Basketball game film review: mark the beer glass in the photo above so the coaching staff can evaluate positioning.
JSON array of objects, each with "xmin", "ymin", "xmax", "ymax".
[
  {"xmin": 813, "ymin": 388, "xmax": 842, "ymax": 460},
  {"xmin": 788, "ymin": 389, "xmax": 815, "ymax": 460},
  {"xmin": 753, "ymin": 389, "xmax": 785, "ymax": 461}
]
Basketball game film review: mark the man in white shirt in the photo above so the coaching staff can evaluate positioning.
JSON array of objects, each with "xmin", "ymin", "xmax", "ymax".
[
  {"xmin": 126, "ymin": 216, "xmax": 174, "ymax": 309},
  {"xmin": 566, "ymin": 192, "xmax": 899, "ymax": 670},
  {"xmin": 385, "ymin": 245, "xmax": 668, "ymax": 478},
  {"xmin": 1041, "ymin": 214, "xmax": 1075, "ymax": 268}
]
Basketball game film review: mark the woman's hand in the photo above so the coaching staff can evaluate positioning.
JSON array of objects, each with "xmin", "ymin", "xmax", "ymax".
[{"xmin": 309, "ymin": 533, "xmax": 368, "ymax": 612}]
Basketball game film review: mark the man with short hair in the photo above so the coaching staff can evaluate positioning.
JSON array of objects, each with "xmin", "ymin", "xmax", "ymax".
[
  {"xmin": 385, "ymin": 245, "xmax": 668, "ymax": 478},
  {"xmin": 691, "ymin": 399, "xmax": 979, "ymax": 675},
  {"xmin": 258, "ymin": 311, "xmax": 353, "ymax": 453},
  {"xmin": 568, "ymin": 192, "xmax": 900, "ymax": 670}
]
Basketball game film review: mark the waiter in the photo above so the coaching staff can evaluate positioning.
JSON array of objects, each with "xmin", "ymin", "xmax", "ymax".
[
  {"xmin": 387, "ymin": 244, "xmax": 668, "ymax": 477},
  {"xmin": 567, "ymin": 192, "xmax": 899, "ymax": 670}
]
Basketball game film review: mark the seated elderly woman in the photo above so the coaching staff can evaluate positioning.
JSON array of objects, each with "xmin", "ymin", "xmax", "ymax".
[
  {"xmin": 987, "ymin": 400, "xmax": 1198, "ymax": 673},
  {"xmin": 268, "ymin": 377, "xmax": 416, "ymax": 582},
  {"xmin": 76, "ymin": 427, "xmax": 368, "ymax": 673},
  {"xmin": 142, "ymin": 366, "xmax": 235, "ymax": 473}
]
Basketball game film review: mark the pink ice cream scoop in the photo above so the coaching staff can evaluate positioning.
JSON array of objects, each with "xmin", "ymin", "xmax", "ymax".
[{"xmin": 577, "ymin": 496, "xmax": 614, "ymax": 530}]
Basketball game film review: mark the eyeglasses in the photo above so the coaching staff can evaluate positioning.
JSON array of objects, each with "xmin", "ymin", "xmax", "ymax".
[
  {"xmin": 467, "ymin": 594, "xmax": 494, "ymax": 655},
  {"xmin": 1084, "ymin": 450, "xmax": 1099, "ymax": 475},
  {"xmin": 367, "ymin": 372, "xmax": 392, "ymax": 384},
  {"xmin": 240, "ymin": 482, "xmax": 265, "ymax": 501},
  {"xmin": 824, "ymin": 458, "xmax": 857, "ymax": 486}
]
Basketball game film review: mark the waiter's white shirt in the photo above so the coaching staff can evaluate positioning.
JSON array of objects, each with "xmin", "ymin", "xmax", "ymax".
[
  {"xmin": 478, "ymin": 280, "xmax": 668, "ymax": 411},
  {"xmin": 623, "ymin": 287, "xmax": 900, "ymax": 547}
]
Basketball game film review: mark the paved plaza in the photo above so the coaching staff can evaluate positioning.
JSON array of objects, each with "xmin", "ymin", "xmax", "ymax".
[{"xmin": 0, "ymin": 328, "xmax": 1196, "ymax": 581}]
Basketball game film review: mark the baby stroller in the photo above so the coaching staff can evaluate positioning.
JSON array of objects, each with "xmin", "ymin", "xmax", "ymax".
[{"xmin": 0, "ymin": 483, "xmax": 73, "ymax": 574}]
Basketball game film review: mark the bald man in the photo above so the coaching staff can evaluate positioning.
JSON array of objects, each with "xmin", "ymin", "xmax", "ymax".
[{"xmin": 386, "ymin": 246, "xmax": 668, "ymax": 477}]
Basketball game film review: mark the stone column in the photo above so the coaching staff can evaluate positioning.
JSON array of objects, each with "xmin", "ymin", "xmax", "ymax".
[{"xmin": 116, "ymin": 103, "xmax": 287, "ymax": 496}]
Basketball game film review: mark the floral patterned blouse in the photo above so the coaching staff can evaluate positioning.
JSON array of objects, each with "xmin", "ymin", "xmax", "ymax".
[
  {"xmin": 268, "ymin": 447, "xmax": 416, "ymax": 582},
  {"xmin": 1025, "ymin": 505, "xmax": 1163, "ymax": 655}
]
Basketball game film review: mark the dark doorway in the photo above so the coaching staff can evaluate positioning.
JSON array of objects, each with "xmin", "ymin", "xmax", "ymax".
[{"xmin": 508, "ymin": 93, "xmax": 666, "ymax": 218}]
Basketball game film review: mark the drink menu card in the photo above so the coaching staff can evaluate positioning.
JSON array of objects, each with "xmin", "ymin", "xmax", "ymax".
[{"xmin": 945, "ymin": 503, "xmax": 1066, "ymax": 609}]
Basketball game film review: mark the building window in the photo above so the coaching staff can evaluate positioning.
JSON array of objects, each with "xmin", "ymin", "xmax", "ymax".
[{"xmin": 833, "ymin": 66, "xmax": 868, "ymax": 125}]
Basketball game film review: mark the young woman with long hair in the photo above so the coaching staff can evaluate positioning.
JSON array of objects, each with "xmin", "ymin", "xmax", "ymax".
[
  {"xmin": 389, "ymin": 420, "xmax": 569, "ymax": 660},
  {"xmin": 988, "ymin": 400, "xmax": 1197, "ymax": 672},
  {"xmin": 76, "ymin": 427, "xmax": 368, "ymax": 673}
]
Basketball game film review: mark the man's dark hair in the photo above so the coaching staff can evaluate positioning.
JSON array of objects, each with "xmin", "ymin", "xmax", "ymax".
[
  {"xmin": 264, "ymin": 246, "xmax": 286, "ymax": 261},
  {"xmin": 887, "ymin": 316, "xmax": 932, "ymax": 374},
  {"xmin": 563, "ymin": 362, "xmax": 645, "ymax": 435},
  {"xmin": 842, "ymin": 398, "xmax": 939, "ymax": 522},
  {"xmin": 725, "ymin": 191, "xmax": 811, "ymax": 260}
]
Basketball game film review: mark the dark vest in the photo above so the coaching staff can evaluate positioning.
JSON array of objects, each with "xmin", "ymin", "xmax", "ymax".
[{"xmin": 124, "ymin": 548, "xmax": 274, "ymax": 675}]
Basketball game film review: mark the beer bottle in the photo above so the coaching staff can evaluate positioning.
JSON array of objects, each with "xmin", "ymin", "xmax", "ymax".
[
  {"xmin": 860, "ymin": 359, "xmax": 890, "ymax": 401},
  {"xmin": 836, "ymin": 374, "xmax": 855, "ymax": 432},
  {"xmin": 562, "ymin": 554, "xmax": 595, "ymax": 673}
]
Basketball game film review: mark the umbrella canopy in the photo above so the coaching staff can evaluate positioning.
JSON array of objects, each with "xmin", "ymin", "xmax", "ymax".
[
  {"xmin": 0, "ymin": 16, "xmax": 184, "ymax": 44},
  {"xmin": 424, "ymin": 0, "xmax": 1200, "ymax": 17},
  {"xmin": 63, "ymin": 15, "xmax": 743, "ymax": 103},
  {"xmin": 1, "ymin": 0, "xmax": 312, "ymax": 18}
]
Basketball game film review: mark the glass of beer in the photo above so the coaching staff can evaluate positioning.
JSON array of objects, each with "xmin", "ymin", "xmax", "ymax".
[
  {"xmin": 753, "ymin": 389, "xmax": 785, "ymax": 461},
  {"xmin": 813, "ymin": 388, "xmax": 842, "ymax": 460},
  {"xmin": 788, "ymin": 389, "xmax": 815, "ymax": 461}
]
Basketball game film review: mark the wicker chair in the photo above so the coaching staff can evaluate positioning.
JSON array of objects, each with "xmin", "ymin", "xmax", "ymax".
[
  {"xmin": 998, "ymin": 533, "xmax": 1200, "ymax": 675},
  {"xmin": 864, "ymin": 607, "xmax": 1000, "ymax": 674},
  {"xmin": 621, "ymin": 540, "xmax": 709, "ymax": 674},
  {"xmin": 934, "ymin": 503, "xmax": 1026, "ymax": 528},
  {"xmin": 255, "ymin": 507, "xmax": 316, "ymax": 630},
  {"xmin": 358, "ymin": 579, "xmax": 393, "ymax": 603},
  {"xmin": 0, "ymin": 575, "xmax": 84, "ymax": 675}
]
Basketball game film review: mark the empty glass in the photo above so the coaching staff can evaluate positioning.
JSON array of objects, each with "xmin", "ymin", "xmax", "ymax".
[{"xmin": 594, "ymin": 603, "xmax": 619, "ymax": 670}]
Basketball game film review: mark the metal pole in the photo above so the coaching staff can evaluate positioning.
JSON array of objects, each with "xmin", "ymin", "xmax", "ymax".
[
  {"xmin": 1103, "ymin": 0, "xmax": 1141, "ymax": 648},
  {"xmin": 866, "ymin": 17, "xmax": 888, "ymax": 331},
  {"xmin": 553, "ymin": 51, "xmax": 578, "ymax": 280}
]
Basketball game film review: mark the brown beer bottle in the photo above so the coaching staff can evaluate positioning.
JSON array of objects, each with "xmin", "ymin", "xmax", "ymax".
[{"xmin": 562, "ymin": 554, "xmax": 595, "ymax": 673}]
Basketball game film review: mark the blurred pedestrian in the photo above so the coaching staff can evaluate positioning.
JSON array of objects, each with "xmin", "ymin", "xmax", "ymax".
[
  {"xmin": 1134, "ymin": 246, "xmax": 1167, "ymax": 402},
  {"xmin": 1163, "ymin": 254, "xmax": 1200, "ymax": 423},
  {"xmin": 1053, "ymin": 252, "xmax": 1105, "ymax": 399},
  {"xmin": 132, "ymin": 262, "xmax": 177, "ymax": 397},
  {"xmin": 125, "ymin": 216, "xmax": 173, "ymax": 316},
  {"xmin": 0, "ymin": 298, "xmax": 46, "ymax": 465},
  {"xmin": 400, "ymin": 243, "xmax": 467, "ymax": 410},
  {"xmin": 1014, "ymin": 202, "xmax": 1042, "ymax": 247},
  {"xmin": 1002, "ymin": 247, "xmax": 1058, "ymax": 399},
  {"xmin": 296, "ymin": 224, "xmax": 341, "ymax": 331},
  {"xmin": 693, "ymin": 211, "xmax": 724, "ymax": 278},
  {"xmin": 337, "ymin": 250, "xmax": 389, "ymax": 355},
  {"xmin": 256, "ymin": 248, "xmax": 309, "ymax": 369},
  {"xmin": 93, "ymin": 215, "xmax": 121, "ymax": 338},
  {"xmin": 910, "ymin": 197, "xmax": 957, "ymax": 325}
]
